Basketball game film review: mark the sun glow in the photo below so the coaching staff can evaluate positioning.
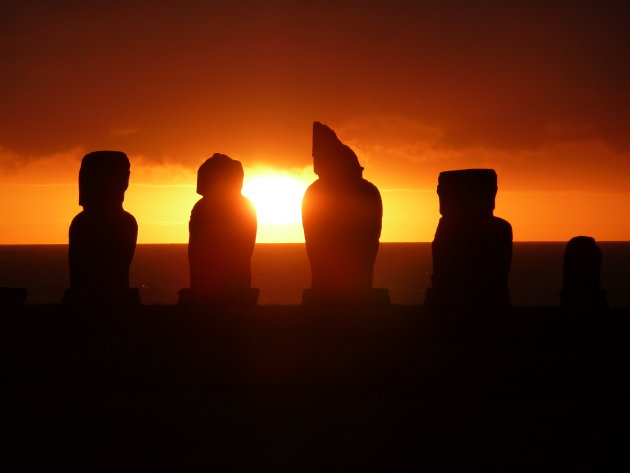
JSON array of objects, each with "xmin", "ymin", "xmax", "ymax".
[{"xmin": 242, "ymin": 172, "xmax": 310, "ymax": 224}]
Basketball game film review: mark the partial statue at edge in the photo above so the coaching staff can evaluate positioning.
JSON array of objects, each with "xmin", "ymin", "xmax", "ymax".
[{"xmin": 302, "ymin": 122, "xmax": 386, "ymax": 304}]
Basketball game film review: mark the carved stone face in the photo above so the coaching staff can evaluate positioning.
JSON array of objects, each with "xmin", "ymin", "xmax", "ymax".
[
  {"xmin": 79, "ymin": 151, "xmax": 130, "ymax": 209},
  {"xmin": 312, "ymin": 122, "xmax": 363, "ymax": 181},
  {"xmin": 564, "ymin": 236, "xmax": 602, "ymax": 278},
  {"xmin": 196, "ymin": 153, "xmax": 244, "ymax": 197},
  {"xmin": 437, "ymin": 169, "xmax": 497, "ymax": 218}
]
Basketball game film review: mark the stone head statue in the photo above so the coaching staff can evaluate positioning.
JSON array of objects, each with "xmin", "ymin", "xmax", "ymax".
[
  {"xmin": 428, "ymin": 168, "xmax": 512, "ymax": 310},
  {"xmin": 563, "ymin": 236, "xmax": 602, "ymax": 289},
  {"xmin": 437, "ymin": 169, "xmax": 497, "ymax": 219},
  {"xmin": 67, "ymin": 150, "xmax": 138, "ymax": 304},
  {"xmin": 561, "ymin": 236, "xmax": 607, "ymax": 311},
  {"xmin": 196, "ymin": 153, "xmax": 245, "ymax": 197},
  {"xmin": 312, "ymin": 122, "xmax": 363, "ymax": 181},
  {"xmin": 79, "ymin": 151, "xmax": 130, "ymax": 210}
]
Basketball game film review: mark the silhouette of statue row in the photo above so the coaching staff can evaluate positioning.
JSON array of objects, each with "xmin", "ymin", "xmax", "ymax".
[{"xmin": 8, "ymin": 122, "xmax": 597, "ymax": 312}]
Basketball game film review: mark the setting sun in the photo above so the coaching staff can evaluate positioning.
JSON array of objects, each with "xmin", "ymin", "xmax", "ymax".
[
  {"xmin": 238, "ymin": 169, "xmax": 315, "ymax": 243},
  {"xmin": 242, "ymin": 173, "xmax": 309, "ymax": 224}
]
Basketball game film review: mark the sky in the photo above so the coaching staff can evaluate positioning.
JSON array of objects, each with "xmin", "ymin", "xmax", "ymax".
[{"xmin": 1, "ymin": 0, "xmax": 629, "ymax": 243}]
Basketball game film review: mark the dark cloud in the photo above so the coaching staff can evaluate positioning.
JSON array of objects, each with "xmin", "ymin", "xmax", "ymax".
[{"xmin": 1, "ymin": 0, "xmax": 629, "ymax": 168}]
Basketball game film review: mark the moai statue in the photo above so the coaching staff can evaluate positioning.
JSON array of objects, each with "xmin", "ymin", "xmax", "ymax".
[
  {"xmin": 426, "ymin": 169, "xmax": 512, "ymax": 312},
  {"xmin": 302, "ymin": 122, "xmax": 386, "ymax": 304},
  {"xmin": 179, "ymin": 153, "xmax": 258, "ymax": 306},
  {"xmin": 561, "ymin": 236, "xmax": 608, "ymax": 312},
  {"xmin": 65, "ymin": 151, "xmax": 139, "ymax": 305}
]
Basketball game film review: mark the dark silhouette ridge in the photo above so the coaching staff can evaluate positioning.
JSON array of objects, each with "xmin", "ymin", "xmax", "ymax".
[
  {"xmin": 425, "ymin": 169, "xmax": 512, "ymax": 311},
  {"xmin": 179, "ymin": 153, "xmax": 258, "ymax": 306},
  {"xmin": 64, "ymin": 151, "xmax": 139, "ymax": 306},
  {"xmin": 561, "ymin": 236, "xmax": 608, "ymax": 312},
  {"xmin": 2, "ymin": 303, "xmax": 620, "ymax": 471},
  {"xmin": 302, "ymin": 122, "xmax": 387, "ymax": 305}
]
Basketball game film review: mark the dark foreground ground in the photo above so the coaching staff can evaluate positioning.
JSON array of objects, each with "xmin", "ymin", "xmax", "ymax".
[{"xmin": 2, "ymin": 304, "xmax": 629, "ymax": 471}]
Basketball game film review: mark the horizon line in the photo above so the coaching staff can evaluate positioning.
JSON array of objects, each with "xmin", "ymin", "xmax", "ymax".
[{"xmin": 1, "ymin": 240, "xmax": 630, "ymax": 246}]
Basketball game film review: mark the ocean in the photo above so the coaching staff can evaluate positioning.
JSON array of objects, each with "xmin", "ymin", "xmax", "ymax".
[{"xmin": 1, "ymin": 242, "xmax": 630, "ymax": 306}]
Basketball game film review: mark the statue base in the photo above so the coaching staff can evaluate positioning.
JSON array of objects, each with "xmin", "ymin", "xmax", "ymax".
[
  {"xmin": 560, "ymin": 289, "xmax": 608, "ymax": 313},
  {"xmin": 0, "ymin": 287, "xmax": 27, "ymax": 306},
  {"xmin": 178, "ymin": 288, "xmax": 259, "ymax": 308},
  {"xmin": 424, "ymin": 287, "xmax": 511, "ymax": 314},
  {"xmin": 62, "ymin": 288, "xmax": 141, "ymax": 307},
  {"xmin": 302, "ymin": 288, "xmax": 390, "ymax": 307}
]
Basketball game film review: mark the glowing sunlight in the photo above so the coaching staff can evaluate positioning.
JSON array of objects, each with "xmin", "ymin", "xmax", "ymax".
[
  {"xmin": 242, "ymin": 173, "xmax": 308, "ymax": 224},
  {"xmin": 239, "ymin": 169, "xmax": 314, "ymax": 243}
]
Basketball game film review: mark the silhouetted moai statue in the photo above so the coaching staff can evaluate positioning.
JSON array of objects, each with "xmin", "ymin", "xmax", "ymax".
[
  {"xmin": 302, "ymin": 122, "xmax": 387, "ymax": 304},
  {"xmin": 179, "ymin": 153, "xmax": 258, "ymax": 306},
  {"xmin": 426, "ymin": 169, "xmax": 512, "ymax": 312},
  {"xmin": 561, "ymin": 236, "xmax": 608, "ymax": 312},
  {"xmin": 64, "ymin": 151, "xmax": 139, "ymax": 305}
]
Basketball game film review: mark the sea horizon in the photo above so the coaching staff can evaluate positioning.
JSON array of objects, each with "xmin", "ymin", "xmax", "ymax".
[
  {"xmin": 2, "ymin": 242, "xmax": 630, "ymax": 307},
  {"xmin": 3, "ymin": 240, "xmax": 629, "ymax": 245}
]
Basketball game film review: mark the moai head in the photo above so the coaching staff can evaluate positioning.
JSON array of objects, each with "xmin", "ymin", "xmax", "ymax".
[
  {"xmin": 196, "ymin": 153, "xmax": 244, "ymax": 197},
  {"xmin": 312, "ymin": 122, "xmax": 363, "ymax": 182},
  {"xmin": 563, "ymin": 236, "xmax": 602, "ymax": 290},
  {"xmin": 437, "ymin": 169, "xmax": 497, "ymax": 219},
  {"xmin": 79, "ymin": 151, "xmax": 130, "ymax": 210}
]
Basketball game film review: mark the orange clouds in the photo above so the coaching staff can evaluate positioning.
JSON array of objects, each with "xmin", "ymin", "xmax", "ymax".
[{"xmin": 1, "ymin": 1, "xmax": 629, "ymax": 242}]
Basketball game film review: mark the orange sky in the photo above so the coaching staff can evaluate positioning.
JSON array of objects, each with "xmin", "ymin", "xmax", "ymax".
[{"xmin": 1, "ymin": 1, "xmax": 630, "ymax": 243}]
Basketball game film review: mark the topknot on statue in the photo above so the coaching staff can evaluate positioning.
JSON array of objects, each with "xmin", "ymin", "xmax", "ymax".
[
  {"xmin": 312, "ymin": 122, "xmax": 363, "ymax": 180},
  {"xmin": 79, "ymin": 151, "xmax": 130, "ymax": 208},
  {"xmin": 437, "ymin": 169, "xmax": 497, "ymax": 218},
  {"xmin": 196, "ymin": 153, "xmax": 245, "ymax": 196}
]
